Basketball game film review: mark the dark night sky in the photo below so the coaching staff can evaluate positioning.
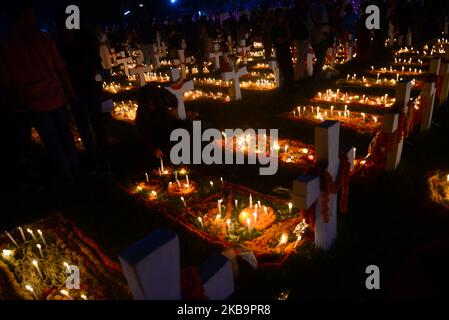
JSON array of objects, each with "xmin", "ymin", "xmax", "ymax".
[{"xmin": 0, "ymin": 0, "xmax": 273, "ymax": 30}]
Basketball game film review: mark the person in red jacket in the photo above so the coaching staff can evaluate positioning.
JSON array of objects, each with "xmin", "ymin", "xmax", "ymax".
[{"xmin": 0, "ymin": 2, "xmax": 79, "ymax": 185}]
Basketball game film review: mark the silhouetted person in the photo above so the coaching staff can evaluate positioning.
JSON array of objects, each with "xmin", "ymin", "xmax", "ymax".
[
  {"xmin": 308, "ymin": 0, "xmax": 330, "ymax": 80},
  {"xmin": 272, "ymin": 9, "xmax": 294, "ymax": 88},
  {"xmin": 0, "ymin": 2, "xmax": 79, "ymax": 185},
  {"xmin": 135, "ymin": 84, "xmax": 185, "ymax": 163},
  {"xmin": 57, "ymin": 22, "xmax": 109, "ymax": 173},
  {"xmin": 291, "ymin": 0, "xmax": 310, "ymax": 80}
]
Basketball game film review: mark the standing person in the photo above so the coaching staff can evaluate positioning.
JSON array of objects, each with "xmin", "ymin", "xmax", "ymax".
[
  {"xmin": 290, "ymin": 0, "xmax": 309, "ymax": 80},
  {"xmin": 224, "ymin": 11, "xmax": 238, "ymax": 43},
  {"xmin": 308, "ymin": 0, "xmax": 330, "ymax": 81},
  {"xmin": 272, "ymin": 9, "xmax": 294, "ymax": 88},
  {"xmin": 95, "ymin": 25, "xmax": 112, "ymax": 81},
  {"xmin": 167, "ymin": 18, "xmax": 180, "ymax": 59},
  {"xmin": 261, "ymin": 7, "xmax": 273, "ymax": 60},
  {"xmin": 57, "ymin": 22, "xmax": 109, "ymax": 173},
  {"xmin": 198, "ymin": 16, "xmax": 212, "ymax": 76},
  {"xmin": 0, "ymin": 2, "xmax": 79, "ymax": 185},
  {"xmin": 138, "ymin": 15, "xmax": 157, "ymax": 67},
  {"xmin": 356, "ymin": 2, "xmax": 373, "ymax": 64}
]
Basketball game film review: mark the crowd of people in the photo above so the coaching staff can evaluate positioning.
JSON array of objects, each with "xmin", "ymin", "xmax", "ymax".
[
  {"xmin": 96, "ymin": 0, "xmax": 448, "ymax": 85},
  {"xmin": 1, "ymin": 0, "xmax": 448, "ymax": 192}
]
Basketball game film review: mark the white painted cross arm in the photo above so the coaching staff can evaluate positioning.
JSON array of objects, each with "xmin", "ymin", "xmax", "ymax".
[
  {"xmin": 290, "ymin": 121, "xmax": 354, "ymax": 251},
  {"xmin": 222, "ymin": 66, "xmax": 248, "ymax": 101},
  {"xmin": 119, "ymin": 228, "xmax": 234, "ymax": 300},
  {"xmin": 268, "ymin": 60, "xmax": 280, "ymax": 88},
  {"xmin": 117, "ymin": 57, "xmax": 133, "ymax": 77},
  {"xmin": 119, "ymin": 229, "xmax": 182, "ymax": 300},
  {"xmin": 130, "ymin": 65, "xmax": 153, "ymax": 87},
  {"xmin": 165, "ymin": 79, "xmax": 194, "ymax": 120}
]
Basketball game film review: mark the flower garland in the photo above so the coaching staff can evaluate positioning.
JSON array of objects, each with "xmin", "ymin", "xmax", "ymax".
[{"xmin": 316, "ymin": 152, "xmax": 351, "ymax": 223}]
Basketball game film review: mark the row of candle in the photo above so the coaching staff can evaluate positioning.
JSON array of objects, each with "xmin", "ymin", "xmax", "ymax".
[
  {"xmin": 184, "ymin": 90, "xmax": 231, "ymax": 102},
  {"xmin": 103, "ymin": 82, "xmax": 134, "ymax": 94},
  {"xmin": 394, "ymin": 58, "xmax": 425, "ymax": 65},
  {"xmin": 371, "ymin": 65, "xmax": 423, "ymax": 75},
  {"xmin": 292, "ymin": 105, "xmax": 378, "ymax": 124},
  {"xmin": 194, "ymin": 77, "xmax": 231, "ymax": 88},
  {"xmin": 240, "ymin": 79, "xmax": 276, "ymax": 90},
  {"xmin": 314, "ymin": 89, "xmax": 395, "ymax": 107},
  {"xmin": 112, "ymin": 101, "xmax": 137, "ymax": 121}
]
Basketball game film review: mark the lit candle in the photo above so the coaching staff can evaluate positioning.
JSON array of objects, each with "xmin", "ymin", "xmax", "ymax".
[
  {"xmin": 176, "ymin": 179, "xmax": 181, "ymax": 188},
  {"xmin": 36, "ymin": 229, "xmax": 46, "ymax": 246},
  {"xmin": 2, "ymin": 249, "xmax": 13, "ymax": 259},
  {"xmin": 60, "ymin": 290, "xmax": 74, "ymax": 300},
  {"xmin": 210, "ymin": 181, "xmax": 214, "ymax": 188},
  {"xmin": 246, "ymin": 218, "xmax": 251, "ymax": 231},
  {"xmin": 226, "ymin": 219, "xmax": 231, "ymax": 233},
  {"xmin": 36, "ymin": 244, "xmax": 44, "ymax": 259},
  {"xmin": 145, "ymin": 173, "xmax": 149, "ymax": 183},
  {"xmin": 249, "ymin": 194, "xmax": 253, "ymax": 209},
  {"xmin": 217, "ymin": 199, "xmax": 223, "ymax": 215},
  {"xmin": 27, "ymin": 229, "xmax": 38, "ymax": 242},
  {"xmin": 235, "ymin": 199, "xmax": 238, "ymax": 208},
  {"xmin": 186, "ymin": 175, "xmax": 190, "ymax": 187},
  {"xmin": 288, "ymin": 202, "xmax": 292, "ymax": 214},
  {"xmin": 220, "ymin": 177, "xmax": 224, "ymax": 185},
  {"xmin": 18, "ymin": 227, "xmax": 26, "ymax": 241},
  {"xmin": 277, "ymin": 233, "xmax": 288, "ymax": 248},
  {"xmin": 198, "ymin": 217, "xmax": 204, "ymax": 229},
  {"xmin": 160, "ymin": 158, "xmax": 164, "ymax": 173},
  {"xmin": 180, "ymin": 197, "xmax": 187, "ymax": 207},
  {"xmin": 32, "ymin": 260, "xmax": 43, "ymax": 278},
  {"xmin": 5, "ymin": 231, "xmax": 18, "ymax": 246}
]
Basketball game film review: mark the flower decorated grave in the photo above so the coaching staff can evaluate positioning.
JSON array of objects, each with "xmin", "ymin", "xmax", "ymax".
[
  {"xmin": 427, "ymin": 171, "xmax": 449, "ymax": 210},
  {"xmin": 0, "ymin": 214, "xmax": 131, "ymax": 300},
  {"xmin": 123, "ymin": 165, "xmax": 314, "ymax": 265},
  {"xmin": 280, "ymin": 104, "xmax": 382, "ymax": 135}
]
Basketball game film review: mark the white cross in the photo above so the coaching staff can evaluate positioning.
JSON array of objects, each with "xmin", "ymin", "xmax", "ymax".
[
  {"xmin": 290, "ymin": 121, "xmax": 355, "ymax": 250},
  {"xmin": 222, "ymin": 66, "xmax": 248, "ymax": 100},
  {"xmin": 151, "ymin": 43, "xmax": 161, "ymax": 69},
  {"xmin": 420, "ymin": 81, "xmax": 436, "ymax": 132},
  {"xmin": 172, "ymin": 49, "xmax": 193, "ymax": 80},
  {"xmin": 268, "ymin": 60, "xmax": 280, "ymax": 88},
  {"xmin": 116, "ymin": 57, "xmax": 133, "ymax": 77},
  {"xmin": 119, "ymin": 229, "xmax": 234, "ymax": 300},
  {"xmin": 209, "ymin": 44, "xmax": 223, "ymax": 70},
  {"xmin": 307, "ymin": 45, "xmax": 314, "ymax": 77},
  {"xmin": 165, "ymin": 79, "xmax": 194, "ymax": 120},
  {"xmin": 439, "ymin": 61, "xmax": 449, "ymax": 104},
  {"xmin": 135, "ymin": 49, "xmax": 144, "ymax": 65},
  {"xmin": 129, "ymin": 65, "xmax": 153, "ymax": 87},
  {"xmin": 381, "ymin": 80, "xmax": 412, "ymax": 171},
  {"xmin": 237, "ymin": 39, "xmax": 250, "ymax": 64}
]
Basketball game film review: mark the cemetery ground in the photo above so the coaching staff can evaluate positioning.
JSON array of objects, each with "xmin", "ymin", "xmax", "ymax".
[{"xmin": 4, "ymin": 50, "xmax": 449, "ymax": 300}]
